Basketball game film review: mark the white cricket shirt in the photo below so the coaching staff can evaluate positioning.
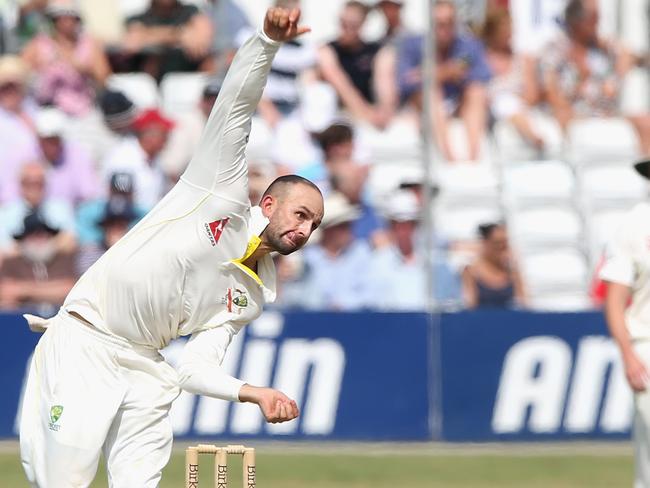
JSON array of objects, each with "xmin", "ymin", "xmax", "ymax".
[
  {"xmin": 60, "ymin": 31, "xmax": 282, "ymax": 400},
  {"xmin": 600, "ymin": 202, "xmax": 650, "ymax": 341}
]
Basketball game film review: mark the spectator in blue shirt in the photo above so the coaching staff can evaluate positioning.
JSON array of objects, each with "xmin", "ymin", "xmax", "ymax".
[
  {"xmin": 397, "ymin": 0, "xmax": 491, "ymax": 161},
  {"xmin": 281, "ymin": 192, "xmax": 371, "ymax": 310},
  {"xmin": 366, "ymin": 189, "xmax": 462, "ymax": 311}
]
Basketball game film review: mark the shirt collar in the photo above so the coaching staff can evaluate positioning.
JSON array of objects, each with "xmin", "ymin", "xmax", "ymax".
[{"xmin": 227, "ymin": 206, "xmax": 277, "ymax": 303}]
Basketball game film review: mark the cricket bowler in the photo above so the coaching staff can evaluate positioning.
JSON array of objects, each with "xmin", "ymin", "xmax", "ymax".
[
  {"xmin": 603, "ymin": 158, "xmax": 650, "ymax": 487},
  {"xmin": 19, "ymin": 7, "xmax": 322, "ymax": 487}
]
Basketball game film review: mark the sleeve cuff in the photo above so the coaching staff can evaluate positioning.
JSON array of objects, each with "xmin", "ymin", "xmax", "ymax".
[{"xmin": 257, "ymin": 28, "xmax": 281, "ymax": 48}]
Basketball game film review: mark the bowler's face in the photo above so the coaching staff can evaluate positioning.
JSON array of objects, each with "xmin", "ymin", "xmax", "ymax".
[{"xmin": 264, "ymin": 185, "xmax": 324, "ymax": 255}]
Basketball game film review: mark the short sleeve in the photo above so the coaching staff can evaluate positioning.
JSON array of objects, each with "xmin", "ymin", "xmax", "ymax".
[{"xmin": 599, "ymin": 211, "xmax": 636, "ymax": 287}]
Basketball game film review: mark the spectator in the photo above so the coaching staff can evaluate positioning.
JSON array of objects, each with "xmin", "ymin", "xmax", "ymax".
[
  {"xmin": 246, "ymin": 0, "xmax": 317, "ymax": 128},
  {"xmin": 76, "ymin": 172, "xmax": 146, "ymax": 245},
  {"xmin": 22, "ymin": 0, "xmax": 111, "ymax": 117},
  {"xmin": 398, "ymin": 0, "xmax": 491, "ymax": 161},
  {"xmin": 99, "ymin": 90, "xmax": 136, "ymax": 136},
  {"xmin": 2, "ymin": 107, "xmax": 99, "ymax": 206},
  {"xmin": 121, "ymin": 0, "xmax": 213, "ymax": 80},
  {"xmin": 542, "ymin": 0, "xmax": 650, "ymax": 155},
  {"xmin": 283, "ymin": 192, "xmax": 371, "ymax": 310},
  {"xmin": 303, "ymin": 122, "xmax": 384, "ymax": 243},
  {"xmin": 159, "ymin": 79, "xmax": 221, "ymax": 182},
  {"xmin": 0, "ymin": 211, "xmax": 76, "ymax": 315},
  {"xmin": 89, "ymin": 89, "xmax": 137, "ymax": 162},
  {"xmin": 203, "ymin": 0, "xmax": 251, "ymax": 73},
  {"xmin": 377, "ymin": 0, "xmax": 408, "ymax": 45},
  {"xmin": 12, "ymin": 0, "xmax": 50, "ymax": 51},
  {"xmin": 0, "ymin": 162, "xmax": 76, "ymax": 255},
  {"xmin": 271, "ymin": 82, "xmax": 339, "ymax": 172},
  {"xmin": 482, "ymin": 8, "xmax": 544, "ymax": 151},
  {"xmin": 461, "ymin": 222, "xmax": 526, "ymax": 309},
  {"xmin": 372, "ymin": 0, "xmax": 412, "ymax": 121},
  {"xmin": 76, "ymin": 196, "xmax": 139, "ymax": 274},
  {"xmin": 0, "ymin": 56, "xmax": 38, "ymax": 202},
  {"xmin": 366, "ymin": 190, "xmax": 462, "ymax": 310},
  {"xmin": 318, "ymin": 1, "xmax": 386, "ymax": 127},
  {"xmin": 102, "ymin": 109, "xmax": 174, "ymax": 210}
]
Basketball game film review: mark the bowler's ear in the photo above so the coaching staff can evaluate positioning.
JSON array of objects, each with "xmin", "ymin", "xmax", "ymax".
[{"xmin": 259, "ymin": 194, "xmax": 275, "ymax": 217}]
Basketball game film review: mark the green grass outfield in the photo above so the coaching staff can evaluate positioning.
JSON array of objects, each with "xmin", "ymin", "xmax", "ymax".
[{"xmin": 0, "ymin": 443, "xmax": 634, "ymax": 487}]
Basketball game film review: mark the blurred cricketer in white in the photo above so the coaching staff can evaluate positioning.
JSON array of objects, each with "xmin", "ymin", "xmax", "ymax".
[
  {"xmin": 602, "ymin": 158, "xmax": 650, "ymax": 488},
  {"xmin": 19, "ymin": 8, "xmax": 322, "ymax": 487}
]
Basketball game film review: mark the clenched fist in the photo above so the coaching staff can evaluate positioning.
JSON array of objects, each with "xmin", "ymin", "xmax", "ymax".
[{"xmin": 239, "ymin": 384, "xmax": 300, "ymax": 424}]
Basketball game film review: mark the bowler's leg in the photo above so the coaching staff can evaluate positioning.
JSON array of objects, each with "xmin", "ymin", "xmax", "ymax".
[{"xmin": 19, "ymin": 319, "xmax": 124, "ymax": 487}]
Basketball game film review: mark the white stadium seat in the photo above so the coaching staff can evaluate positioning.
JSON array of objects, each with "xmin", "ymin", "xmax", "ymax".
[
  {"xmin": 434, "ymin": 162, "xmax": 499, "ymax": 202},
  {"xmin": 508, "ymin": 207, "xmax": 582, "ymax": 248},
  {"xmin": 520, "ymin": 248, "xmax": 588, "ymax": 294},
  {"xmin": 567, "ymin": 118, "xmax": 640, "ymax": 164},
  {"xmin": 434, "ymin": 204, "xmax": 501, "ymax": 242},
  {"xmin": 357, "ymin": 117, "xmax": 421, "ymax": 166},
  {"xmin": 502, "ymin": 160, "xmax": 575, "ymax": 205},
  {"xmin": 160, "ymin": 72, "xmax": 209, "ymax": 118},
  {"xmin": 528, "ymin": 291, "xmax": 594, "ymax": 312},
  {"xmin": 580, "ymin": 165, "xmax": 648, "ymax": 203},
  {"xmin": 106, "ymin": 73, "xmax": 160, "ymax": 109},
  {"xmin": 492, "ymin": 111, "xmax": 563, "ymax": 163}
]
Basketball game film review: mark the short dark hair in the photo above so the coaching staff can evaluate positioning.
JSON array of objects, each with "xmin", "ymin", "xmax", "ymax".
[
  {"xmin": 478, "ymin": 221, "xmax": 505, "ymax": 240},
  {"xmin": 316, "ymin": 123, "xmax": 353, "ymax": 154},
  {"xmin": 262, "ymin": 175, "xmax": 322, "ymax": 202},
  {"xmin": 565, "ymin": 0, "xmax": 586, "ymax": 27}
]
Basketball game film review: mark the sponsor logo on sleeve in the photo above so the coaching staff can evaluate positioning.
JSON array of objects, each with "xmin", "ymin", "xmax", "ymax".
[{"xmin": 205, "ymin": 218, "xmax": 230, "ymax": 246}]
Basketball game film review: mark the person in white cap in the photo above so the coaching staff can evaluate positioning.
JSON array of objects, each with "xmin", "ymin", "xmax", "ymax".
[
  {"xmin": 602, "ymin": 158, "xmax": 650, "ymax": 487},
  {"xmin": 19, "ymin": 8, "xmax": 322, "ymax": 487},
  {"xmin": 366, "ymin": 189, "xmax": 461, "ymax": 310},
  {"xmin": 283, "ymin": 191, "xmax": 370, "ymax": 310}
]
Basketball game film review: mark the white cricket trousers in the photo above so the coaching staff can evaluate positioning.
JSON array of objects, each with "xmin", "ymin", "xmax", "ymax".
[
  {"xmin": 635, "ymin": 341, "xmax": 650, "ymax": 488},
  {"xmin": 19, "ymin": 310, "xmax": 180, "ymax": 487}
]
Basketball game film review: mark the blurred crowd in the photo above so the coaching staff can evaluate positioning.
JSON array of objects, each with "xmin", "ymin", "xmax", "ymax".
[{"xmin": 0, "ymin": 0, "xmax": 648, "ymax": 315}]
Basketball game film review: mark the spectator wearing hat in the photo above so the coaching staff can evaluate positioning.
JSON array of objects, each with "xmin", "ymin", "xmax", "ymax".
[
  {"xmin": 0, "ymin": 162, "xmax": 76, "ymax": 256},
  {"xmin": 318, "ymin": 1, "xmax": 388, "ymax": 128},
  {"xmin": 76, "ymin": 196, "xmax": 139, "ymax": 274},
  {"xmin": 281, "ymin": 192, "xmax": 371, "ymax": 310},
  {"xmin": 99, "ymin": 89, "xmax": 136, "ymax": 136},
  {"xmin": 365, "ymin": 189, "xmax": 461, "ymax": 310},
  {"xmin": 397, "ymin": 0, "xmax": 491, "ymax": 162},
  {"xmin": 1, "ymin": 107, "xmax": 99, "ymax": 206},
  {"xmin": 75, "ymin": 172, "xmax": 146, "ymax": 245},
  {"xmin": 461, "ymin": 222, "xmax": 526, "ymax": 309},
  {"xmin": 102, "ymin": 108, "xmax": 174, "ymax": 210},
  {"xmin": 159, "ymin": 80, "xmax": 221, "ymax": 182},
  {"xmin": 121, "ymin": 0, "xmax": 213, "ymax": 81},
  {"xmin": 0, "ymin": 210, "xmax": 77, "ymax": 314},
  {"xmin": 22, "ymin": 0, "xmax": 111, "ymax": 117}
]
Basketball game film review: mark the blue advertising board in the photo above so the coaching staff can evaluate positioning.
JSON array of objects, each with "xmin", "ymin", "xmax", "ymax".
[
  {"xmin": 438, "ymin": 311, "xmax": 631, "ymax": 441},
  {"xmin": 1, "ymin": 311, "xmax": 431, "ymax": 441},
  {"xmin": 0, "ymin": 309, "xmax": 632, "ymax": 441}
]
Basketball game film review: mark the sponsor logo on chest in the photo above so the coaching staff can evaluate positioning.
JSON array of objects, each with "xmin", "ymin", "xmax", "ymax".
[
  {"xmin": 223, "ymin": 288, "xmax": 249, "ymax": 314},
  {"xmin": 204, "ymin": 218, "xmax": 229, "ymax": 247}
]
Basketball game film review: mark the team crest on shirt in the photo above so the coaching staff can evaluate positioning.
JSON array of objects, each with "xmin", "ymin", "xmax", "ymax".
[
  {"xmin": 204, "ymin": 218, "xmax": 229, "ymax": 246},
  {"xmin": 223, "ymin": 288, "xmax": 248, "ymax": 314},
  {"xmin": 48, "ymin": 405, "xmax": 63, "ymax": 431}
]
